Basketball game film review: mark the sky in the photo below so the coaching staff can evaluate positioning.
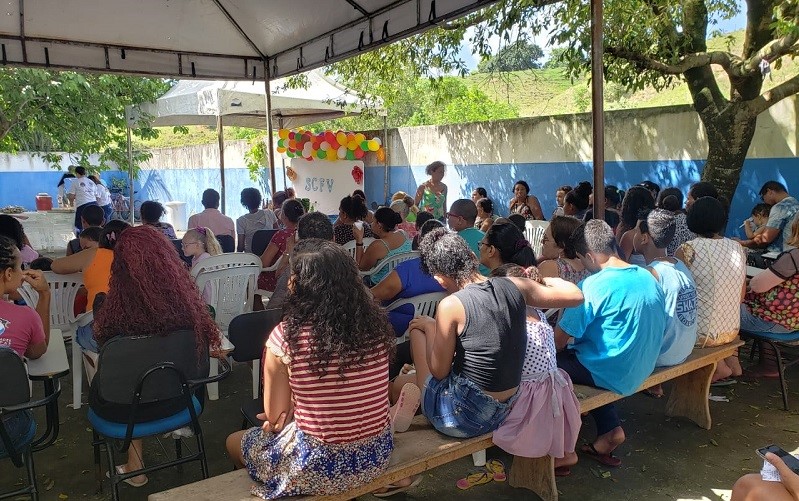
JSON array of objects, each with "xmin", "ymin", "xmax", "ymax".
[{"xmin": 457, "ymin": 0, "xmax": 748, "ymax": 71}]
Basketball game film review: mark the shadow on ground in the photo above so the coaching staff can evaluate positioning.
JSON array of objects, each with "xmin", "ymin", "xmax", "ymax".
[{"xmin": 2, "ymin": 344, "xmax": 798, "ymax": 500}]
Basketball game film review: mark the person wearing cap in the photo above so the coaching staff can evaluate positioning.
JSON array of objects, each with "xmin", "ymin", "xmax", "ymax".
[{"xmin": 187, "ymin": 189, "xmax": 236, "ymax": 239}]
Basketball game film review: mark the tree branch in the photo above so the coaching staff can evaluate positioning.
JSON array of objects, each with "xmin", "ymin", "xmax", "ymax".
[
  {"xmin": 607, "ymin": 30, "xmax": 799, "ymax": 79},
  {"xmin": 747, "ymin": 72, "xmax": 799, "ymax": 116}
]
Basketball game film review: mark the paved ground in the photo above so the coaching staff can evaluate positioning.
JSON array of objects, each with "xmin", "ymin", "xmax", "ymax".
[{"xmin": 3, "ymin": 344, "xmax": 798, "ymax": 501}]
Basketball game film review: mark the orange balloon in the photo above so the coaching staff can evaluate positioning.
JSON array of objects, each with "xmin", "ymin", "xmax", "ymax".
[{"xmin": 376, "ymin": 147, "xmax": 386, "ymax": 161}]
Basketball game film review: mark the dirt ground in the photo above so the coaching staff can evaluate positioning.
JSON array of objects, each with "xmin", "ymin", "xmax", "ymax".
[{"xmin": 3, "ymin": 344, "xmax": 798, "ymax": 501}]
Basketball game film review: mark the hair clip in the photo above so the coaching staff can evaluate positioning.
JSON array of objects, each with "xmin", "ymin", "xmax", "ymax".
[{"xmin": 515, "ymin": 238, "xmax": 529, "ymax": 250}]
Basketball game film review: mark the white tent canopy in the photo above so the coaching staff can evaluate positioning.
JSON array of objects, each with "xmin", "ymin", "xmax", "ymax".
[
  {"xmin": 0, "ymin": 0, "xmax": 497, "ymax": 80},
  {"xmin": 135, "ymin": 70, "xmax": 372, "ymax": 130}
]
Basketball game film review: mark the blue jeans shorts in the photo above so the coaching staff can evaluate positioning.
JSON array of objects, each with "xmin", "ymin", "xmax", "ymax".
[
  {"xmin": 421, "ymin": 372, "xmax": 517, "ymax": 439},
  {"xmin": 0, "ymin": 411, "xmax": 35, "ymax": 457},
  {"xmin": 76, "ymin": 322, "xmax": 99, "ymax": 353}
]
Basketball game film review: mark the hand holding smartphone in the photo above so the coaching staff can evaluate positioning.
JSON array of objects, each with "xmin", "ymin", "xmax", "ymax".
[{"xmin": 757, "ymin": 445, "xmax": 799, "ymax": 482}]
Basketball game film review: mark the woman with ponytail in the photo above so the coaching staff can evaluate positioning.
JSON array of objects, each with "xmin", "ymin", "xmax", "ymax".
[
  {"xmin": 478, "ymin": 218, "xmax": 537, "ymax": 273},
  {"xmin": 354, "ymin": 207, "xmax": 412, "ymax": 285}
]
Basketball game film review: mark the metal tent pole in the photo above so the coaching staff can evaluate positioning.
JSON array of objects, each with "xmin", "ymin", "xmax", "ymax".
[
  {"xmin": 126, "ymin": 124, "xmax": 135, "ymax": 225},
  {"xmin": 279, "ymin": 117, "xmax": 287, "ymax": 190},
  {"xmin": 217, "ymin": 115, "xmax": 227, "ymax": 214},
  {"xmin": 591, "ymin": 0, "xmax": 606, "ymax": 220},
  {"xmin": 264, "ymin": 62, "xmax": 277, "ymax": 197},
  {"xmin": 383, "ymin": 114, "xmax": 389, "ymax": 204}
]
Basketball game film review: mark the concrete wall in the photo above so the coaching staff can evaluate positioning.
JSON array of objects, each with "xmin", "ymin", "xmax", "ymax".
[{"xmin": 1, "ymin": 96, "xmax": 796, "ymax": 235}]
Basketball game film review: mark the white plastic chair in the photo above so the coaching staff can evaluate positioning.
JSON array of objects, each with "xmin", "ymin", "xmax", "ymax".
[
  {"xmin": 254, "ymin": 255, "xmax": 286, "ymax": 300},
  {"xmin": 359, "ymin": 251, "xmax": 419, "ymax": 282},
  {"xmin": 342, "ymin": 237, "xmax": 375, "ymax": 260},
  {"xmin": 385, "ymin": 292, "xmax": 448, "ymax": 341},
  {"xmin": 191, "ymin": 253, "xmax": 261, "ymax": 400},
  {"xmin": 18, "ymin": 272, "xmax": 92, "ymax": 410},
  {"xmin": 524, "ymin": 220, "xmax": 549, "ymax": 258}
]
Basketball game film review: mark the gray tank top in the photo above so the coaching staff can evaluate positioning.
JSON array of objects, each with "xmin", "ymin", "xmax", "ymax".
[{"xmin": 452, "ymin": 278, "xmax": 527, "ymax": 392}]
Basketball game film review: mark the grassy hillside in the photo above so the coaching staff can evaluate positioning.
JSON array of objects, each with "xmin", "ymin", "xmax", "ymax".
[{"xmin": 468, "ymin": 30, "xmax": 798, "ymax": 116}]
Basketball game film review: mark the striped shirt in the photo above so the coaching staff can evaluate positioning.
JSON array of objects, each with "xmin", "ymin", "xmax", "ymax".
[{"xmin": 267, "ymin": 323, "xmax": 390, "ymax": 444}]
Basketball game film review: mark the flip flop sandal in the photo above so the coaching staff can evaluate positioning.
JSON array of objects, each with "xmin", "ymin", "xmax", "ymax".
[
  {"xmin": 373, "ymin": 475, "xmax": 423, "ymax": 498},
  {"xmin": 554, "ymin": 466, "xmax": 571, "ymax": 477},
  {"xmin": 106, "ymin": 466, "xmax": 148, "ymax": 488},
  {"xmin": 581, "ymin": 443, "xmax": 622, "ymax": 468},
  {"xmin": 486, "ymin": 459, "xmax": 507, "ymax": 482},
  {"xmin": 710, "ymin": 378, "xmax": 739, "ymax": 387},
  {"xmin": 390, "ymin": 383, "xmax": 421, "ymax": 434},
  {"xmin": 643, "ymin": 388, "xmax": 665, "ymax": 399},
  {"xmin": 456, "ymin": 471, "xmax": 493, "ymax": 490}
]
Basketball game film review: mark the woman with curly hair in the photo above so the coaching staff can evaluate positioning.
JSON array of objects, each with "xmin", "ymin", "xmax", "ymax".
[
  {"xmin": 226, "ymin": 239, "xmax": 399, "ymax": 499},
  {"xmin": 617, "ymin": 186, "xmax": 656, "ymax": 265},
  {"xmin": 392, "ymin": 228, "xmax": 583, "ymax": 439},
  {"xmin": 90, "ymin": 225, "xmax": 221, "ymax": 487}
]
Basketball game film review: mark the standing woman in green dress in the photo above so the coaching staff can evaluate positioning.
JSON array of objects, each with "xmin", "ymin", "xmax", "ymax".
[{"xmin": 415, "ymin": 161, "xmax": 448, "ymax": 222}]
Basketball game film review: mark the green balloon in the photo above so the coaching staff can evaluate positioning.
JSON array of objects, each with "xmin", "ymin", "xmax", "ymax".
[
  {"xmin": 317, "ymin": 150, "xmax": 326, "ymax": 159},
  {"xmin": 346, "ymin": 150, "xmax": 355, "ymax": 160},
  {"xmin": 277, "ymin": 139, "xmax": 285, "ymax": 148},
  {"xmin": 360, "ymin": 140, "xmax": 369, "ymax": 151}
]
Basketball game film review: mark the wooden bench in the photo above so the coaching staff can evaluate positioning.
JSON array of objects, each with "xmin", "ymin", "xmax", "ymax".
[{"xmin": 149, "ymin": 341, "xmax": 743, "ymax": 501}]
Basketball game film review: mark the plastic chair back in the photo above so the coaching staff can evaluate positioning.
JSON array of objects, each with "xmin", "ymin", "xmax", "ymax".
[
  {"xmin": 0, "ymin": 349, "xmax": 30, "ymax": 408},
  {"xmin": 251, "ymin": 229, "xmax": 278, "ymax": 256},
  {"xmin": 93, "ymin": 330, "xmax": 208, "ymax": 406},
  {"xmin": 229, "ymin": 309, "xmax": 282, "ymax": 363},
  {"xmin": 524, "ymin": 221, "xmax": 549, "ymax": 259},
  {"xmin": 191, "ymin": 254, "xmax": 261, "ymax": 331},
  {"xmin": 42, "ymin": 272, "xmax": 83, "ymax": 333},
  {"xmin": 385, "ymin": 292, "xmax": 448, "ymax": 318},
  {"xmin": 342, "ymin": 237, "xmax": 375, "ymax": 259},
  {"xmin": 216, "ymin": 234, "xmax": 235, "ymax": 253},
  {"xmin": 360, "ymin": 251, "xmax": 420, "ymax": 279}
]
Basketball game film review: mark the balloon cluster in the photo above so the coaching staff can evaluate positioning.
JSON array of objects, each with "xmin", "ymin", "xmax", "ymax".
[{"xmin": 276, "ymin": 129, "xmax": 384, "ymax": 161}]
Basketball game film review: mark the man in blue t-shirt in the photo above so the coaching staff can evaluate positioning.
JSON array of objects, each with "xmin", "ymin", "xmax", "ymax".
[
  {"xmin": 555, "ymin": 220, "xmax": 666, "ymax": 468},
  {"xmin": 446, "ymin": 199, "xmax": 490, "ymax": 275},
  {"xmin": 742, "ymin": 181, "xmax": 799, "ymax": 253}
]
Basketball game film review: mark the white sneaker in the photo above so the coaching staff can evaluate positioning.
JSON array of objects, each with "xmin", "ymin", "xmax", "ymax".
[{"xmin": 163, "ymin": 426, "xmax": 194, "ymax": 439}]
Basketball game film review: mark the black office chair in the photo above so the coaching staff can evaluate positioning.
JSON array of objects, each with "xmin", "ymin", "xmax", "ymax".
[
  {"xmin": 87, "ymin": 331, "xmax": 230, "ymax": 500},
  {"xmin": 229, "ymin": 309, "xmax": 282, "ymax": 428},
  {"xmin": 251, "ymin": 229, "xmax": 278, "ymax": 256},
  {"xmin": 0, "ymin": 349, "xmax": 61, "ymax": 501},
  {"xmin": 170, "ymin": 239, "xmax": 193, "ymax": 267},
  {"xmin": 216, "ymin": 234, "xmax": 235, "ymax": 253}
]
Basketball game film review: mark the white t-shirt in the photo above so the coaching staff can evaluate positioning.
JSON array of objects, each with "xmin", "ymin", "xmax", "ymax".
[
  {"xmin": 68, "ymin": 176, "xmax": 98, "ymax": 207},
  {"xmin": 95, "ymin": 183, "xmax": 112, "ymax": 206}
]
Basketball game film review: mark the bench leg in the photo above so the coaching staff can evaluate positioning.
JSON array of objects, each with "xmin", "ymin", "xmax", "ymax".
[
  {"xmin": 509, "ymin": 455, "xmax": 557, "ymax": 501},
  {"xmin": 665, "ymin": 362, "xmax": 714, "ymax": 430}
]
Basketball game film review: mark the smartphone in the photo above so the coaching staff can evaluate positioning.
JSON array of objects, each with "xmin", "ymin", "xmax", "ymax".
[{"xmin": 757, "ymin": 445, "xmax": 799, "ymax": 474}]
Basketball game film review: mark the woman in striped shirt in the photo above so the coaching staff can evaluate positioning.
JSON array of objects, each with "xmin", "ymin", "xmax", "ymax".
[{"xmin": 226, "ymin": 238, "xmax": 397, "ymax": 499}]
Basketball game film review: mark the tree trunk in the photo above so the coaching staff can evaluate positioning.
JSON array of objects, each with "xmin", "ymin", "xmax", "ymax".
[{"xmin": 698, "ymin": 103, "xmax": 758, "ymax": 204}]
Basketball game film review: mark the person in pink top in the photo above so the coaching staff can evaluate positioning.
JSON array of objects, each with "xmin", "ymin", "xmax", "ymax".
[
  {"xmin": 187, "ymin": 189, "xmax": 236, "ymax": 239},
  {"xmin": 0, "ymin": 235, "xmax": 51, "ymax": 458}
]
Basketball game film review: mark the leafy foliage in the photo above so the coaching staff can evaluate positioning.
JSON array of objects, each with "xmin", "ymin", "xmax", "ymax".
[
  {"xmin": 477, "ymin": 39, "xmax": 545, "ymax": 72},
  {"xmin": 0, "ymin": 68, "xmax": 170, "ymax": 173}
]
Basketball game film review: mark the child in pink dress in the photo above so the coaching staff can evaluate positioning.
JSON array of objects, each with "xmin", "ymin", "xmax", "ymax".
[{"xmin": 490, "ymin": 264, "xmax": 582, "ymax": 472}]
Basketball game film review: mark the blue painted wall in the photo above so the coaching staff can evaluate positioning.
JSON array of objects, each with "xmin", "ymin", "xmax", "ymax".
[
  {"xmin": 3, "ymin": 157, "xmax": 798, "ymax": 237},
  {"xmin": 364, "ymin": 156, "xmax": 799, "ymax": 237}
]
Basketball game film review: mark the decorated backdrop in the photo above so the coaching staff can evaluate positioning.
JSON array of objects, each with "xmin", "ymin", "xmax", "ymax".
[{"xmin": 278, "ymin": 128, "xmax": 381, "ymax": 214}]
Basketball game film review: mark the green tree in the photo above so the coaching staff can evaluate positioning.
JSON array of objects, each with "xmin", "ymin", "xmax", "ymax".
[
  {"xmin": 329, "ymin": 0, "xmax": 799, "ymax": 202},
  {"xmin": 477, "ymin": 39, "xmax": 545, "ymax": 72},
  {"xmin": 0, "ymin": 69, "xmax": 170, "ymax": 173},
  {"xmin": 543, "ymin": 47, "xmax": 570, "ymax": 69},
  {"xmin": 406, "ymin": 77, "xmax": 518, "ymax": 125}
]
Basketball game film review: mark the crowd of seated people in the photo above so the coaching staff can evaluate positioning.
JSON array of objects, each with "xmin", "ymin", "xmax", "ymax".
[{"xmin": 6, "ymin": 173, "xmax": 798, "ymax": 499}]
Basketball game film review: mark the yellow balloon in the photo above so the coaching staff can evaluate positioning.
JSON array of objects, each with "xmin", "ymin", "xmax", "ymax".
[
  {"xmin": 347, "ymin": 140, "xmax": 358, "ymax": 151},
  {"xmin": 336, "ymin": 132, "xmax": 348, "ymax": 146},
  {"xmin": 277, "ymin": 146, "xmax": 286, "ymax": 153},
  {"xmin": 367, "ymin": 139, "xmax": 379, "ymax": 151},
  {"xmin": 278, "ymin": 129, "xmax": 289, "ymax": 140},
  {"xmin": 354, "ymin": 133, "xmax": 366, "ymax": 143}
]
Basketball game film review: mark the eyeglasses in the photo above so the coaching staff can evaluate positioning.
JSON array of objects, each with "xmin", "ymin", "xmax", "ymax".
[
  {"xmin": 181, "ymin": 241, "xmax": 198, "ymax": 247},
  {"xmin": 478, "ymin": 241, "xmax": 490, "ymax": 248},
  {"xmin": 446, "ymin": 212, "xmax": 463, "ymax": 219}
]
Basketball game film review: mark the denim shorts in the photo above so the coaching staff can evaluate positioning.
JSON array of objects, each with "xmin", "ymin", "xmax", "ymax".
[
  {"xmin": 0, "ymin": 411, "xmax": 35, "ymax": 456},
  {"xmin": 421, "ymin": 372, "xmax": 517, "ymax": 439},
  {"xmin": 76, "ymin": 322, "xmax": 99, "ymax": 353}
]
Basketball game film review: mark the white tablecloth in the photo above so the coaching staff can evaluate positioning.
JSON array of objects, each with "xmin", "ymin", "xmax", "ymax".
[{"xmin": 18, "ymin": 210, "xmax": 76, "ymax": 253}]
